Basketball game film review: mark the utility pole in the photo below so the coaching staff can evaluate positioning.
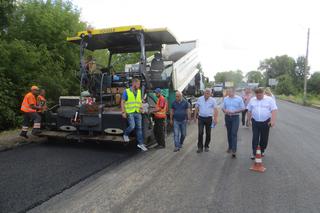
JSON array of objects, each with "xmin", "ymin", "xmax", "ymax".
[{"xmin": 303, "ymin": 28, "xmax": 310, "ymax": 105}]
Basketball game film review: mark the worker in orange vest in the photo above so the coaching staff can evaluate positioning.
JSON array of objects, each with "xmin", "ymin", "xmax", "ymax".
[
  {"xmin": 153, "ymin": 88, "xmax": 168, "ymax": 148},
  {"xmin": 20, "ymin": 86, "xmax": 43, "ymax": 138},
  {"xmin": 37, "ymin": 89, "xmax": 48, "ymax": 112}
]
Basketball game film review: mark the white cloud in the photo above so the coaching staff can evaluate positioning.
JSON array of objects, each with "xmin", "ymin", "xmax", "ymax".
[{"xmin": 72, "ymin": 0, "xmax": 320, "ymax": 79}]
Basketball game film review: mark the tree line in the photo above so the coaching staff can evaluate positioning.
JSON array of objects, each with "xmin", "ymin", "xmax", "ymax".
[
  {"xmin": 1, "ymin": 1, "xmax": 319, "ymax": 131},
  {"xmin": 0, "ymin": 0, "xmax": 86, "ymax": 130},
  {"xmin": 214, "ymin": 55, "xmax": 320, "ymax": 96}
]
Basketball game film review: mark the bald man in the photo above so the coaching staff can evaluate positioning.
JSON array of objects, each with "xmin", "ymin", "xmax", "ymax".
[{"xmin": 170, "ymin": 91, "xmax": 190, "ymax": 152}]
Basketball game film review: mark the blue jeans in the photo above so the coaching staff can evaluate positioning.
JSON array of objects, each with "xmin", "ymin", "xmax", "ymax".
[
  {"xmin": 173, "ymin": 119, "xmax": 187, "ymax": 148},
  {"xmin": 225, "ymin": 115, "xmax": 240, "ymax": 152},
  {"xmin": 124, "ymin": 113, "xmax": 143, "ymax": 145}
]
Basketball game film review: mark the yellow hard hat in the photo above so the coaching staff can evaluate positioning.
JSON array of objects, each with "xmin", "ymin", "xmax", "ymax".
[{"xmin": 31, "ymin": 85, "xmax": 39, "ymax": 91}]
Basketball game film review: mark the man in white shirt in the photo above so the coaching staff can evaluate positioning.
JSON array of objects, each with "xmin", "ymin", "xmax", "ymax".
[
  {"xmin": 194, "ymin": 89, "xmax": 219, "ymax": 153},
  {"xmin": 247, "ymin": 87, "xmax": 278, "ymax": 159}
]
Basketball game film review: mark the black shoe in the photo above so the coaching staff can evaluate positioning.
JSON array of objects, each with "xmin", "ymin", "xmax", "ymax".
[
  {"xmin": 232, "ymin": 153, "xmax": 236, "ymax": 158},
  {"xmin": 196, "ymin": 149, "xmax": 203, "ymax": 153},
  {"xmin": 31, "ymin": 129, "xmax": 42, "ymax": 136},
  {"xmin": 173, "ymin": 147, "xmax": 180, "ymax": 152},
  {"xmin": 250, "ymin": 155, "xmax": 255, "ymax": 160},
  {"xmin": 155, "ymin": 145, "xmax": 165, "ymax": 149},
  {"xmin": 204, "ymin": 147, "xmax": 209, "ymax": 152},
  {"xmin": 19, "ymin": 131, "xmax": 28, "ymax": 139}
]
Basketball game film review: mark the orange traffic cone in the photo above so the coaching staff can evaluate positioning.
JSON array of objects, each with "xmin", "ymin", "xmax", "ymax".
[{"xmin": 250, "ymin": 146, "xmax": 266, "ymax": 173}]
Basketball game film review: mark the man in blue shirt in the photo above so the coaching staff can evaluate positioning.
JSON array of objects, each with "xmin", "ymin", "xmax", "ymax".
[
  {"xmin": 222, "ymin": 88, "xmax": 245, "ymax": 158},
  {"xmin": 170, "ymin": 91, "xmax": 190, "ymax": 152},
  {"xmin": 194, "ymin": 89, "xmax": 219, "ymax": 153}
]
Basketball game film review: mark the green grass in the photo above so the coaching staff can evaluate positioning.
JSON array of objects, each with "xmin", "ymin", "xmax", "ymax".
[
  {"xmin": 0, "ymin": 129, "xmax": 20, "ymax": 137},
  {"xmin": 277, "ymin": 93, "xmax": 320, "ymax": 107}
]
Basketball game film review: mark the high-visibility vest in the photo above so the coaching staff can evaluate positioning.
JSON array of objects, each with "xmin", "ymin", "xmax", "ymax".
[
  {"xmin": 21, "ymin": 92, "xmax": 36, "ymax": 113},
  {"xmin": 37, "ymin": 95, "xmax": 47, "ymax": 112},
  {"xmin": 154, "ymin": 95, "xmax": 168, "ymax": 119},
  {"xmin": 125, "ymin": 88, "xmax": 142, "ymax": 113}
]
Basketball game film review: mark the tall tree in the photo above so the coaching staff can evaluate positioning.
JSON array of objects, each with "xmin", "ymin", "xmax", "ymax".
[
  {"xmin": 259, "ymin": 55, "xmax": 296, "ymax": 81},
  {"xmin": 0, "ymin": 0, "xmax": 15, "ymax": 37},
  {"xmin": 294, "ymin": 56, "xmax": 310, "ymax": 91},
  {"xmin": 214, "ymin": 70, "xmax": 243, "ymax": 86},
  {"xmin": 0, "ymin": 0, "xmax": 86, "ymax": 130},
  {"xmin": 245, "ymin": 71, "xmax": 264, "ymax": 85},
  {"xmin": 308, "ymin": 72, "xmax": 320, "ymax": 94}
]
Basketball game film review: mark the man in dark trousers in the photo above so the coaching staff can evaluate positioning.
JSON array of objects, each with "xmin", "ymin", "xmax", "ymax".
[
  {"xmin": 247, "ymin": 87, "xmax": 278, "ymax": 159},
  {"xmin": 194, "ymin": 88, "xmax": 218, "ymax": 153},
  {"xmin": 153, "ymin": 88, "xmax": 167, "ymax": 148},
  {"xmin": 222, "ymin": 88, "xmax": 245, "ymax": 158},
  {"xmin": 20, "ymin": 86, "xmax": 43, "ymax": 138}
]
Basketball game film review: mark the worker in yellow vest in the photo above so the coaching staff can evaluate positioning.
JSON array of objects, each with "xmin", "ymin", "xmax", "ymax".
[
  {"xmin": 153, "ymin": 88, "xmax": 168, "ymax": 148},
  {"xmin": 121, "ymin": 78, "xmax": 148, "ymax": 151},
  {"xmin": 20, "ymin": 86, "xmax": 43, "ymax": 138}
]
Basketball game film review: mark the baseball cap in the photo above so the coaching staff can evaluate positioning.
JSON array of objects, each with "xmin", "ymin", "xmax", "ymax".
[{"xmin": 154, "ymin": 88, "xmax": 161, "ymax": 93}]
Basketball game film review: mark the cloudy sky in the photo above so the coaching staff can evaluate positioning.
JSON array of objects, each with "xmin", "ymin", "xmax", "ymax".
[{"xmin": 72, "ymin": 0, "xmax": 320, "ymax": 79}]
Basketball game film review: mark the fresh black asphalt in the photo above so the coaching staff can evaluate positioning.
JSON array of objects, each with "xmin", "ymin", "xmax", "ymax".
[{"xmin": 0, "ymin": 141, "xmax": 136, "ymax": 213}]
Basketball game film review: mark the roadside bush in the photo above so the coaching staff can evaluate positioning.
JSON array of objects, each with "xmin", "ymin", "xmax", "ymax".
[
  {"xmin": 308, "ymin": 72, "xmax": 320, "ymax": 94},
  {"xmin": 0, "ymin": 72, "xmax": 18, "ymax": 130},
  {"xmin": 276, "ymin": 75, "xmax": 297, "ymax": 96}
]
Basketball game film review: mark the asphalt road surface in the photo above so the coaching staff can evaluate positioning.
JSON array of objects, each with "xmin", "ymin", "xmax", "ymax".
[
  {"xmin": 0, "ymin": 141, "xmax": 136, "ymax": 213},
  {"xmin": 2, "ymin": 100, "xmax": 320, "ymax": 213}
]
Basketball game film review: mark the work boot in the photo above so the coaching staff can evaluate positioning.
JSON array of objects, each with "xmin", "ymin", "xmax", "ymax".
[
  {"xmin": 31, "ymin": 129, "xmax": 42, "ymax": 136},
  {"xmin": 196, "ymin": 148, "xmax": 203, "ymax": 153},
  {"xmin": 19, "ymin": 131, "xmax": 28, "ymax": 139},
  {"xmin": 173, "ymin": 147, "xmax": 180, "ymax": 152}
]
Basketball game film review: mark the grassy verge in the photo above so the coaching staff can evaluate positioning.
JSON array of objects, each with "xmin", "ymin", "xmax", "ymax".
[
  {"xmin": 277, "ymin": 94, "xmax": 320, "ymax": 108},
  {"xmin": 0, "ymin": 129, "xmax": 44, "ymax": 151}
]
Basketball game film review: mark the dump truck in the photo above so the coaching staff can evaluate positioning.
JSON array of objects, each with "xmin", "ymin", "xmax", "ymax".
[
  {"xmin": 40, "ymin": 25, "xmax": 200, "ymax": 144},
  {"xmin": 213, "ymin": 83, "xmax": 224, "ymax": 97}
]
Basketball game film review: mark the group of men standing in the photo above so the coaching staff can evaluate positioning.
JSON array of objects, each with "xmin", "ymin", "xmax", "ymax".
[
  {"xmin": 20, "ymin": 78, "xmax": 277, "ymax": 159},
  {"xmin": 120, "ymin": 79, "xmax": 278, "ymax": 160},
  {"xmin": 195, "ymin": 87, "xmax": 277, "ymax": 159},
  {"xmin": 20, "ymin": 86, "xmax": 47, "ymax": 138},
  {"xmin": 120, "ymin": 78, "xmax": 190, "ymax": 152}
]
